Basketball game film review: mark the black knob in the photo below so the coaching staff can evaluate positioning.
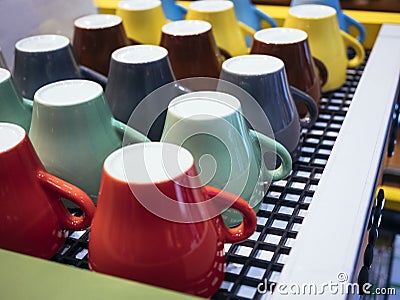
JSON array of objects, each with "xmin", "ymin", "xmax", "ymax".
[
  {"xmin": 363, "ymin": 244, "xmax": 374, "ymax": 268},
  {"xmin": 368, "ymin": 226, "xmax": 378, "ymax": 246}
]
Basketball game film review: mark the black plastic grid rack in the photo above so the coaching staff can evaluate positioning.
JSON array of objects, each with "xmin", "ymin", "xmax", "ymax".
[{"xmin": 52, "ymin": 52, "xmax": 370, "ymax": 300}]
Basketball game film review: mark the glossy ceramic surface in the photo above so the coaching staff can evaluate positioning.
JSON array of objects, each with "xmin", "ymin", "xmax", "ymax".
[
  {"xmin": 29, "ymin": 79, "xmax": 148, "ymax": 203},
  {"xmin": 284, "ymin": 4, "xmax": 365, "ymax": 91},
  {"xmin": 0, "ymin": 48, "xmax": 8, "ymax": 69},
  {"xmin": 73, "ymin": 14, "xmax": 131, "ymax": 76},
  {"xmin": 161, "ymin": 0, "xmax": 187, "ymax": 20},
  {"xmin": 290, "ymin": 0, "xmax": 366, "ymax": 42},
  {"xmin": 251, "ymin": 28, "xmax": 323, "ymax": 115},
  {"xmin": 220, "ymin": 54, "xmax": 317, "ymax": 153},
  {"xmin": 229, "ymin": 0, "xmax": 277, "ymax": 46},
  {"xmin": 88, "ymin": 142, "xmax": 257, "ymax": 297},
  {"xmin": 0, "ymin": 123, "xmax": 95, "ymax": 259},
  {"xmin": 185, "ymin": 0, "xmax": 254, "ymax": 56},
  {"xmin": 116, "ymin": 0, "xmax": 168, "ymax": 44},
  {"xmin": 160, "ymin": 20, "xmax": 223, "ymax": 79},
  {"xmin": 161, "ymin": 91, "xmax": 292, "ymax": 226},
  {"xmin": 105, "ymin": 45, "xmax": 175, "ymax": 140},
  {"xmin": 13, "ymin": 34, "xmax": 82, "ymax": 99},
  {"xmin": 0, "ymin": 68, "xmax": 32, "ymax": 131}
]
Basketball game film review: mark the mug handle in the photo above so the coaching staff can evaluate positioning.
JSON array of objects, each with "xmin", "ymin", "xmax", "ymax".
[
  {"xmin": 37, "ymin": 170, "xmax": 96, "ymax": 230},
  {"xmin": 238, "ymin": 21, "xmax": 256, "ymax": 47},
  {"xmin": 111, "ymin": 118, "xmax": 150, "ymax": 144},
  {"xmin": 128, "ymin": 37, "xmax": 142, "ymax": 46},
  {"xmin": 312, "ymin": 56, "xmax": 328, "ymax": 87},
  {"xmin": 290, "ymin": 86, "xmax": 319, "ymax": 128},
  {"xmin": 176, "ymin": 3, "xmax": 188, "ymax": 15},
  {"xmin": 22, "ymin": 97, "xmax": 33, "ymax": 111},
  {"xmin": 218, "ymin": 47, "xmax": 232, "ymax": 61},
  {"xmin": 254, "ymin": 6, "xmax": 277, "ymax": 28},
  {"xmin": 79, "ymin": 65, "xmax": 108, "ymax": 89},
  {"xmin": 204, "ymin": 186, "xmax": 256, "ymax": 244},
  {"xmin": 343, "ymin": 13, "xmax": 366, "ymax": 43},
  {"xmin": 340, "ymin": 31, "xmax": 365, "ymax": 68},
  {"xmin": 249, "ymin": 130, "xmax": 292, "ymax": 181}
]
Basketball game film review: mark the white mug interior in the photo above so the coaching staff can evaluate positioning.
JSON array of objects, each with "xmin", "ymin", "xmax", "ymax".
[
  {"xmin": 34, "ymin": 79, "xmax": 102, "ymax": 106},
  {"xmin": 15, "ymin": 34, "xmax": 70, "ymax": 53},
  {"xmin": 112, "ymin": 45, "xmax": 168, "ymax": 64},
  {"xmin": 0, "ymin": 123, "xmax": 25, "ymax": 153},
  {"xmin": 74, "ymin": 14, "xmax": 122, "ymax": 29},
  {"xmin": 222, "ymin": 54, "xmax": 284, "ymax": 76},
  {"xmin": 0, "ymin": 68, "xmax": 11, "ymax": 83},
  {"xmin": 168, "ymin": 91, "xmax": 240, "ymax": 120},
  {"xmin": 289, "ymin": 4, "xmax": 336, "ymax": 18},
  {"xmin": 105, "ymin": 142, "xmax": 194, "ymax": 184},
  {"xmin": 189, "ymin": 0, "xmax": 233, "ymax": 12},
  {"xmin": 162, "ymin": 20, "xmax": 211, "ymax": 36},
  {"xmin": 118, "ymin": 0, "xmax": 161, "ymax": 11},
  {"xmin": 254, "ymin": 28, "xmax": 308, "ymax": 44}
]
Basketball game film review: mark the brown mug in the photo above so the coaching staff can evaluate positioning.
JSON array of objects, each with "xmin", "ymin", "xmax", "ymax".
[
  {"xmin": 251, "ymin": 27, "xmax": 327, "ymax": 117},
  {"xmin": 73, "ymin": 14, "xmax": 131, "ymax": 76},
  {"xmin": 160, "ymin": 20, "xmax": 228, "ymax": 79}
]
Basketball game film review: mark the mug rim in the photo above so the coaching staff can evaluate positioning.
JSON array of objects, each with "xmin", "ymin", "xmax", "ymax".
[
  {"xmin": 0, "ymin": 68, "xmax": 10, "ymax": 83},
  {"xmin": 168, "ymin": 91, "xmax": 241, "ymax": 120},
  {"xmin": 0, "ymin": 122, "xmax": 25, "ymax": 154},
  {"xmin": 74, "ymin": 14, "xmax": 122, "ymax": 29},
  {"xmin": 189, "ymin": 0, "xmax": 233, "ymax": 12},
  {"xmin": 222, "ymin": 54, "xmax": 284, "ymax": 76},
  {"xmin": 15, "ymin": 34, "xmax": 70, "ymax": 53},
  {"xmin": 254, "ymin": 28, "xmax": 308, "ymax": 45},
  {"xmin": 112, "ymin": 45, "xmax": 168, "ymax": 65},
  {"xmin": 162, "ymin": 20, "xmax": 212, "ymax": 36},
  {"xmin": 103, "ymin": 142, "xmax": 195, "ymax": 184},
  {"xmin": 118, "ymin": 0, "xmax": 161, "ymax": 11},
  {"xmin": 288, "ymin": 4, "xmax": 336, "ymax": 19},
  {"xmin": 34, "ymin": 79, "xmax": 103, "ymax": 107}
]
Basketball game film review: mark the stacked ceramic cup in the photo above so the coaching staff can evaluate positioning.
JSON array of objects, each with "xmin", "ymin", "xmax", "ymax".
[{"xmin": 1, "ymin": 0, "xmax": 367, "ymax": 298}]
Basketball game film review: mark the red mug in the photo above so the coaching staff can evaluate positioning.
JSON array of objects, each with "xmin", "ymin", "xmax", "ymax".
[
  {"xmin": 0, "ymin": 122, "xmax": 96, "ymax": 259},
  {"xmin": 89, "ymin": 142, "xmax": 257, "ymax": 297}
]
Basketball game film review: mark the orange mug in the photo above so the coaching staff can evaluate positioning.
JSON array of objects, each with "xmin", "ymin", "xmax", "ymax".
[
  {"xmin": 0, "ymin": 122, "xmax": 96, "ymax": 259},
  {"xmin": 89, "ymin": 142, "xmax": 257, "ymax": 297}
]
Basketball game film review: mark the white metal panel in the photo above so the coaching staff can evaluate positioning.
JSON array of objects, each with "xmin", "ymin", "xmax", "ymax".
[{"xmin": 271, "ymin": 24, "xmax": 400, "ymax": 300}]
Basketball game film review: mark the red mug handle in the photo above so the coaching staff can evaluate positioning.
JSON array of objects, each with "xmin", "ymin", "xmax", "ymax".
[
  {"xmin": 204, "ymin": 186, "xmax": 257, "ymax": 244},
  {"xmin": 37, "ymin": 170, "xmax": 96, "ymax": 230}
]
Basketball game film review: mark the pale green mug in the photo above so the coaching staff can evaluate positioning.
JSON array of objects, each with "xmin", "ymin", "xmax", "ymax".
[
  {"xmin": 29, "ymin": 79, "xmax": 149, "ymax": 203},
  {"xmin": 0, "ymin": 68, "xmax": 32, "ymax": 131},
  {"xmin": 161, "ymin": 91, "xmax": 292, "ymax": 227}
]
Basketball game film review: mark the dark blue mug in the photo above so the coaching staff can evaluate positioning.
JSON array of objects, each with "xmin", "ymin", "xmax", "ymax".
[
  {"xmin": 105, "ymin": 45, "xmax": 176, "ymax": 140},
  {"xmin": 13, "ymin": 34, "xmax": 82, "ymax": 100}
]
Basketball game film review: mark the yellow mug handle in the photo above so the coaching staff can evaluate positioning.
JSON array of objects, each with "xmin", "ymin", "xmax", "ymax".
[
  {"xmin": 340, "ymin": 30, "xmax": 365, "ymax": 68},
  {"xmin": 238, "ymin": 21, "xmax": 256, "ymax": 52}
]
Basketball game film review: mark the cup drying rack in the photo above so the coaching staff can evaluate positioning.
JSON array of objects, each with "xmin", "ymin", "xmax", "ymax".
[{"xmin": 49, "ymin": 50, "xmax": 377, "ymax": 300}]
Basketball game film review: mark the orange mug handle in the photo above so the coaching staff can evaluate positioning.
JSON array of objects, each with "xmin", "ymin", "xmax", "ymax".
[
  {"xmin": 204, "ymin": 186, "xmax": 257, "ymax": 244},
  {"xmin": 37, "ymin": 170, "xmax": 96, "ymax": 230}
]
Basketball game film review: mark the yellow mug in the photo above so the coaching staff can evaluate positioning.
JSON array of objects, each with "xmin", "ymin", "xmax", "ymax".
[
  {"xmin": 284, "ymin": 4, "xmax": 365, "ymax": 92},
  {"xmin": 185, "ymin": 0, "xmax": 255, "ymax": 57},
  {"xmin": 116, "ymin": 0, "xmax": 168, "ymax": 45}
]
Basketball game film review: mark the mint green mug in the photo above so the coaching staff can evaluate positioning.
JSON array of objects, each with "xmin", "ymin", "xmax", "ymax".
[
  {"xmin": 161, "ymin": 91, "xmax": 292, "ymax": 227},
  {"xmin": 0, "ymin": 68, "xmax": 32, "ymax": 131},
  {"xmin": 29, "ymin": 79, "xmax": 149, "ymax": 203}
]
